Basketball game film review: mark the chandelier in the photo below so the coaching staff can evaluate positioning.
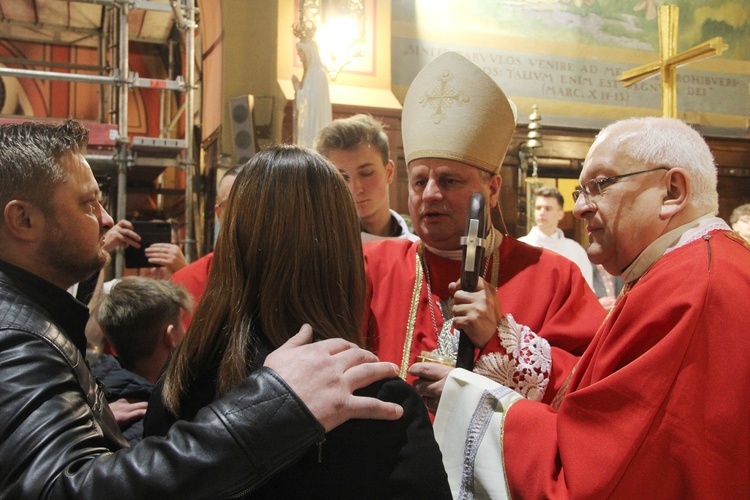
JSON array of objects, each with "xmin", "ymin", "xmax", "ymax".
[{"xmin": 295, "ymin": 0, "xmax": 366, "ymax": 80}]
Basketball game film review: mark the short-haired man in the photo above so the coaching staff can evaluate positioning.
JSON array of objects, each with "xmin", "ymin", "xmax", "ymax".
[
  {"xmin": 729, "ymin": 203, "xmax": 750, "ymax": 243},
  {"xmin": 171, "ymin": 165, "xmax": 241, "ymax": 326},
  {"xmin": 435, "ymin": 117, "xmax": 750, "ymax": 498},
  {"xmin": 315, "ymin": 114, "xmax": 417, "ymax": 242},
  {"xmin": 89, "ymin": 277, "xmax": 192, "ymax": 444},
  {"xmin": 364, "ymin": 52, "xmax": 605, "ymax": 410},
  {"xmin": 520, "ymin": 186, "xmax": 594, "ymax": 288},
  {"xmin": 0, "ymin": 120, "xmax": 402, "ymax": 497}
]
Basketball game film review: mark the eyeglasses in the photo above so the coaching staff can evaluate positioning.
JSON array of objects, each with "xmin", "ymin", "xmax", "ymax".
[{"xmin": 572, "ymin": 167, "xmax": 670, "ymax": 204}]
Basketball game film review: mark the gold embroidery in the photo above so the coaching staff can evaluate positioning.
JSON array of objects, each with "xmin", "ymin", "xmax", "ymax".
[
  {"xmin": 550, "ymin": 365, "xmax": 575, "ymax": 411},
  {"xmin": 726, "ymin": 230, "xmax": 750, "ymax": 251},
  {"xmin": 401, "ymin": 251, "xmax": 424, "ymax": 379},
  {"xmin": 419, "ymin": 69, "xmax": 470, "ymax": 124},
  {"xmin": 489, "ymin": 243, "xmax": 499, "ymax": 289}
]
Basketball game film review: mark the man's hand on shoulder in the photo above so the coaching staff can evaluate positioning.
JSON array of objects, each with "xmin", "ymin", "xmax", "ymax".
[{"xmin": 264, "ymin": 324, "xmax": 404, "ymax": 433}]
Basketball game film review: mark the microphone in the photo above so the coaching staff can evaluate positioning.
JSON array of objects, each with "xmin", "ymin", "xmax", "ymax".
[{"xmin": 456, "ymin": 192, "xmax": 488, "ymax": 370}]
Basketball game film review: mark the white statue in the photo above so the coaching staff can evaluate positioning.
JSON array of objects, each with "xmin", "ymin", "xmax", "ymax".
[{"xmin": 292, "ymin": 38, "xmax": 332, "ymax": 149}]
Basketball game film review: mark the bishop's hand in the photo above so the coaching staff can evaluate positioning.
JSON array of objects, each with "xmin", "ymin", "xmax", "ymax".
[
  {"xmin": 449, "ymin": 277, "xmax": 504, "ymax": 349},
  {"xmin": 409, "ymin": 361, "xmax": 455, "ymax": 414}
]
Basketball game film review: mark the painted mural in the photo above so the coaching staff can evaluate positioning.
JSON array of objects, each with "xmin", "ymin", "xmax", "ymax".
[{"xmin": 392, "ymin": 0, "xmax": 750, "ymax": 131}]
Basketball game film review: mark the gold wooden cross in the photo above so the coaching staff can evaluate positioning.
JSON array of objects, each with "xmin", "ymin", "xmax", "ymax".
[{"xmin": 618, "ymin": 5, "xmax": 728, "ymax": 118}]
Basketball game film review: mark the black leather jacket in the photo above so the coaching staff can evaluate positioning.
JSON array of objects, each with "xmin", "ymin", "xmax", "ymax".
[{"xmin": 0, "ymin": 261, "xmax": 324, "ymax": 499}]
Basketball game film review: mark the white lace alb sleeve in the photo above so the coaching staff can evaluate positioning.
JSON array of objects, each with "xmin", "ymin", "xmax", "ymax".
[{"xmin": 473, "ymin": 313, "xmax": 551, "ymax": 401}]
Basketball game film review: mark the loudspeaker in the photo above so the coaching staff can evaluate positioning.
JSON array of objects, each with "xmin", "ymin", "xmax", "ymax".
[{"xmin": 230, "ymin": 95, "xmax": 257, "ymax": 164}]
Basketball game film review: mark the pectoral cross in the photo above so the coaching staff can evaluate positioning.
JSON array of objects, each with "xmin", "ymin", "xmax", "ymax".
[{"xmin": 618, "ymin": 5, "xmax": 728, "ymax": 118}]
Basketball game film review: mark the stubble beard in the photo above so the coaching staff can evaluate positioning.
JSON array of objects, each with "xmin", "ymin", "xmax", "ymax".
[{"xmin": 43, "ymin": 225, "xmax": 110, "ymax": 287}]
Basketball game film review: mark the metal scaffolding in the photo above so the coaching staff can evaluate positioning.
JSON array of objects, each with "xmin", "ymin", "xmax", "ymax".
[{"xmin": 0, "ymin": 0, "xmax": 198, "ymax": 276}]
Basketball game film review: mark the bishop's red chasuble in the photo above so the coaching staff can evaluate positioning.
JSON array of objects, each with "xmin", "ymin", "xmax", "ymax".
[{"xmin": 364, "ymin": 236, "xmax": 605, "ymax": 403}]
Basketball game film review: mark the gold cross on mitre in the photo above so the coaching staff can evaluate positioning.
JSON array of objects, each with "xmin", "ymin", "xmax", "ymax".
[{"xmin": 617, "ymin": 4, "xmax": 728, "ymax": 118}]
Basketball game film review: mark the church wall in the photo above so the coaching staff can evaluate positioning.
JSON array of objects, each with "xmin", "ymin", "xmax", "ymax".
[
  {"xmin": 220, "ymin": 0, "xmax": 279, "ymax": 156},
  {"xmin": 199, "ymin": 0, "xmax": 224, "ymax": 143},
  {"xmin": 388, "ymin": 0, "xmax": 750, "ymax": 236},
  {"xmin": 391, "ymin": 0, "xmax": 750, "ymax": 133},
  {"xmin": 230, "ymin": 1, "xmax": 748, "ymax": 232},
  {"xmin": 2, "ymin": 2, "xmax": 743, "ymax": 238}
]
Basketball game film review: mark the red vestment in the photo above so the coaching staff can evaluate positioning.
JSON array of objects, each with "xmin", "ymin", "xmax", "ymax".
[
  {"xmin": 504, "ymin": 231, "xmax": 750, "ymax": 497},
  {"xmin": 364, "ymin": 236, "xmax": 604, "ymax": 402},
  {"xmin": 171, "ymin": 252, "xmax": 213, "ymax": 328}
]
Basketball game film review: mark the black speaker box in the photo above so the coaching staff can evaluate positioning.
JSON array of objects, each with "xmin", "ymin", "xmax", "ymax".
[{"xmin": 230, "ymin": 95, "xmax": 257, "ymax": 164}]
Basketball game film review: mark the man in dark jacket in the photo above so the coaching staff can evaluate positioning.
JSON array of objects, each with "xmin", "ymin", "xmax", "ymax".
[{"xmin": 0, "ymin": 120, "xmax": 403, "ymax": 498}]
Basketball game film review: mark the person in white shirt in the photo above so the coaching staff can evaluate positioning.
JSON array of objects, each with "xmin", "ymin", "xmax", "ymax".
[
  {"xmin": 520, "ymin": 186, "xmax": 594, "ymax": 288},
  {"xmin": 729, "ymin": 203, "xmax": 750, "ymax": 244}
]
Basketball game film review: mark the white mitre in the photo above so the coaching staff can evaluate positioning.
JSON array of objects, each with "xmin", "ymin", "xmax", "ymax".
[{"xmin": 402, "ymin": 51, "xmax": 517, "ymax": 175}]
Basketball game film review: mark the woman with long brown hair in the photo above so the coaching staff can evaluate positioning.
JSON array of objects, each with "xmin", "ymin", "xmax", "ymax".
[{"xmin": 144, "ymin": 145, "xmax": 449, "ymax": 498}]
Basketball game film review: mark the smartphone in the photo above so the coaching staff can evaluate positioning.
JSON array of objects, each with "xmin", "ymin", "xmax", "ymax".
[{"xmin": 124, "ymin": 220, "xmax": 172, "ymax": 268}]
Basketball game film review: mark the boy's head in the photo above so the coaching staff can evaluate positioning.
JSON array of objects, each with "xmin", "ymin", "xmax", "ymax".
[{"xmin": 92, "ymin": 277, "xmax": 192, "ymax": 370}]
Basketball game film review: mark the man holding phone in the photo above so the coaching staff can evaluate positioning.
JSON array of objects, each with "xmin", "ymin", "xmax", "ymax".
[{"xmin": 104, "ymin": 219, "xmax": 187, "ymax": 275}]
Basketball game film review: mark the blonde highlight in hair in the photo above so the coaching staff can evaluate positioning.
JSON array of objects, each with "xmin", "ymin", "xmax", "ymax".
[
  {"xmin": 314, "ymin": 113, "xmax": 390, "ymax": 165},
  {"xmin": 163, "ymin": 145, "xmax": 365, "ymax": 415}
]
